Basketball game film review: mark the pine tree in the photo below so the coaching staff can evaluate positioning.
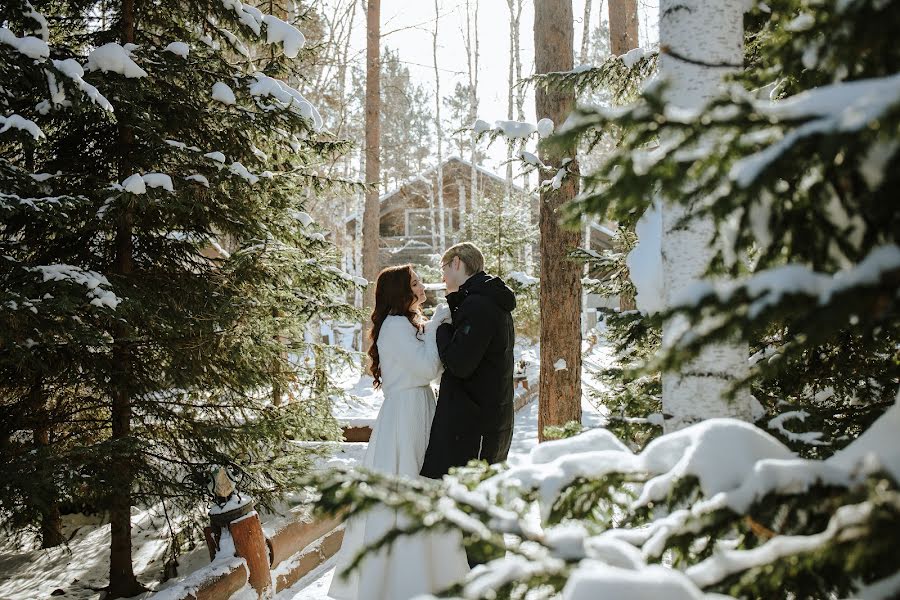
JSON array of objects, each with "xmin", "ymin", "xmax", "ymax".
[{"xmin": 1, "ymin": 0, "xmax": 359, "ymax": 594}]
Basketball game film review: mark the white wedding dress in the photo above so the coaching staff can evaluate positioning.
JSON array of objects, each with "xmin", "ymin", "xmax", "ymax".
[{"xmin": 328, "ymin": 311, "xmax": 470, "ymax": 600}]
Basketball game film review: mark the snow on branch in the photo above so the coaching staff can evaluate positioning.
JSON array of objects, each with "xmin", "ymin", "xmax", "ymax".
[
  {"xmin": 530, "ymin": 48, "xmax": 658, "ymax": 104},
  {"xmin": 86, "ymin": 42, "xmax": 147, "ymax": 78},
  {"xmin": 248, "ymin": 73, "xmax": 323, "ymax": 130},
  {"xmin": 29, "ymin": 264, "xmax": 122, "ymax": 309},
  {"xmin": 218, "ymin": 0, "xmax": 305, "ymax": 58},
  {"xmin": 0, "ymin": 114, "xmax": 44, "ymax": 139},
  {"xmin": 52, "ymin": 58, "xmax": 114, "ymax": 112},
  {"xmin": 0, "ymin": 26, "xmax": 49, "ymax": 60},
  {"xmin": 730, "ymin": 73, "xmax": 900, "ymax": 188},
  {"xmin": 671, "ymin": 244, "xmax": 900, "ymax": 317}
]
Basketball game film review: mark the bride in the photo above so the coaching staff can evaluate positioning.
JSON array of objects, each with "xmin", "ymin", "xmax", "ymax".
[{"xmin": 328, "ymin": 264, "xmax": 470, "ymax": 600}]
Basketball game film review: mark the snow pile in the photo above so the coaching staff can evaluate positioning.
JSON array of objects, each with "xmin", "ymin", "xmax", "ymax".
[
  {"xmin": 476, "ymin": 406, "xmax": 900, "ymax": 520},
  {"xmin": 205, "ymin": 151, "xmax": 227, "ymax": 163},
  {"xmin": 151, "ymin": 530, "xmax": 247, "ymax": 600},
  {"xmin": 472, "ymin": 119, "xmax": 492, "ymax": 134},
  {"xmin": 121, "ymin": 173, "xmax": 146, "ymax": 194},
  {"xmin": 519, "ymin": 150, "xmax": 544, "ymax": 167},
  {"xmin": 248, "ymin": 73, "xmax": 323, "ymax": 130},
  {"xmin": 30, "ymin": 264, "xmax": 122, "ymax": 309},
  {"xmin": 620, "ymin": 47, "xmax": 648, "ymax": 68},
  {"xmin": 626, "ymin": 200, "xmax": 665, "ymax": 314},
  {"xmin": 86, "ymin": 42, "xmax": 148, "ymax": 78},
  {"xmin": 0, "ymin": 27, "xmax": 49, "ymax": 60},
  {"xmin": 784, "ymin": 12, "xmax": 815, "ymax": 32},
  {"xmin": 564, "ymin": 562, "xmax": 715, "ymax": 600},
  {"xmin": 263, "ymin": 14, "xmax": 306, "ymax": 59},
  {"xmin": 212, "ymin": 81, "xmax": 237, "ymax": 105},
  {"xmin": 291, "ymin": 210, "xmax": 314, "ymax": 227},
  {"xmin": 548, "ymin": 167, "xmax": 566, "ymax": 190},
  {"xmin": 119, "ymin": 173, "xmax": 174, "ymax": 194},
  {"xmin": 495, "ymin": 119, "xmax": 537, "ymax": 138},
  {"xmin": 229, "ymin": 161, "xmax": 258, "ymax": 184},
  {"xmin": 828, "ymin": 398, "xmax": 900, "ymax": 483},
  {"xmin": 185, "ymin": 174, "xmax": 210, "ymax": 187},
  {"xmin": 164, "ymin": 41, "xmax": 190, "ymax": 57},
  {"xmin": 52, "ymin": 58, "xmax": 114, "ymax": 112},
  {"xmin": 143, "ymin": 173, "xmax": 174, "ymax": 192},
  {"xmin": 537, "ymin": 118, "xmax": 555, "ymax": 138},
  {"xmin": 0, "ymin": 114, "xmax": 44, "ymax": 139}
]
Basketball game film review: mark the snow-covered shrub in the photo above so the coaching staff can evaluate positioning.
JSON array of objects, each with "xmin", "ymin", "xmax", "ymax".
[{"xmin": 309, "ymin": 400, "xmax": 900, "ymax": 599}]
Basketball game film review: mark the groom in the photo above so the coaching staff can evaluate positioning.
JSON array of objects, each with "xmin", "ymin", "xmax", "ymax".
[{"xmin": 421, "ymin": 242, "xmax": 516, "ymax": 480}]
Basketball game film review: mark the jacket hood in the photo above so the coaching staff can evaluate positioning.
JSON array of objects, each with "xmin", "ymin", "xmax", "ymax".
[{"xmin": 462, "ymin": 271, "xmax": 517, "ymax": 312}]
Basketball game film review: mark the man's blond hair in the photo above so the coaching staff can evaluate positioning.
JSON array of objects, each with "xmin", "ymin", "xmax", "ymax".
[{"xmin": 442, "ymin": 242, "xmax": 484, "ymax": 276}]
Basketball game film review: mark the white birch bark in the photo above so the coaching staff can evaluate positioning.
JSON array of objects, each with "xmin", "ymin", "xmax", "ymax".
[
  {"xmin": 659, "ymin": 0, "xmax": 751, "ymax": 430},
  {"xmin": 433, "ymin": 0, "xmax": 446, "ymax": 252},
  {"xmin": 580, "ymin": 0, "xmax": 593, "ymax": 64},
  {"xmin": 465, "ymin": 0, "xmax": 480, "ymax": 239}
]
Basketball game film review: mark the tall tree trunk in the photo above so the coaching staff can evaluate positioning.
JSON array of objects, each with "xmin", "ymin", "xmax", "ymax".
[
  {"xmin": 30, "ymin": 378, "xmax": 63, "ymax": 548},
  {"xmin": 465, "ymin": 0, "xmax": 480, "ymax": 239},
  {"xmin": 505, "ymin": 0, "xmax": 515, "ymax": 209},
  {"xmin": 107, "ymin": 2, "xmax": 144, "ymax": 596},
  {"xmin": 107, "ymin": 1, "xmax": 144, "ymax": 596},
  {"xmin": 608, "ymin": 0, "xmax": 639, "ymax": 55},
  {"xmin": 608, "ymin": 0, "xmax": 640, "ymax": 311},
  {"xmin": 580, "ymin": 0, "xmax": 593, "ymax": 63},
  {"xmin": 659, "ymin": 0, "xmax": 750, "ymax": 430},
  {"xmin": 433, "ymin": 0, "xmax": 446, "ymax": 252},
  {"xmin": 535, "ymin": 0, "xmax": 583, "ymax": 441},
  {"xmin": 361, "ymin": 0, "xmax": 381, "ymax": 352}
]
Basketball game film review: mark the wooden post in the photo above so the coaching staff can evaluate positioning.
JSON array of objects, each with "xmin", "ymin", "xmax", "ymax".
[
  {"xmin": 205, "ymin": 468, "xmax": 271, "ymax": 598},
  {"xmin": 229, "ymin": 512, "xmax": 272, "ymax": 598}
]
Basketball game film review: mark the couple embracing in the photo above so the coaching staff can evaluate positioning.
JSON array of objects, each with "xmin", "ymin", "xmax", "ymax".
[{"xmin": 329, "ymin": 242, "xmax": 517, "ymax": 600}]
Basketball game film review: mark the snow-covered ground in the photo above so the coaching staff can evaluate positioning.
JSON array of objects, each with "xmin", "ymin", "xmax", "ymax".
[{"xmin": 0, "ymin": 338, "xmax": 613, "ymax": 600}]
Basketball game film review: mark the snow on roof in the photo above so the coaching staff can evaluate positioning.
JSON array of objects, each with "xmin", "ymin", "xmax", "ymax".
[{"xmin": 344, "ymin": 156, "xmax": 532, "ymax": 225}]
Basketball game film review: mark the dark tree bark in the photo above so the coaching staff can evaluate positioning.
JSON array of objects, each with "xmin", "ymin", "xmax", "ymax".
[
  {"xmin": 30, "ymin": 378, "xmax": 64, "ymax": 548},
  {"xmin": 107, "ymin": 0, "xmax": 144, "ymax": 596},
  {"xmin": 361, "ymin": 0, "xmax": 382, "ymax": 352},
  {"xmin": 535, "ymin": 0, "xmax": 583, "ymax": 441}
]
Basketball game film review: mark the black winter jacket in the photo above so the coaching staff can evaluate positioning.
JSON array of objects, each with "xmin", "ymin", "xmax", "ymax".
[{"xmin": 420, "ymin": 272, "xmax": 516, "ymax": 479}]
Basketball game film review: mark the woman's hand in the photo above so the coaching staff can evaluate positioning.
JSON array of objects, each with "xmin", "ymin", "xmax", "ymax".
[{"xmin": 431, "ymin": 303, "xmax": 451, "ymax": 325}]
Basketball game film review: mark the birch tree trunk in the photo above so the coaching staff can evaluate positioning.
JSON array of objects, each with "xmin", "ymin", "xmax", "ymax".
[
  {"xmin": 659, "ymin": 0, "xmax": 751, "ymax": 430},
  {"xmin": 362, "ymin": 0, "xmax": 381, "ymax": 352},
  {"xmin": 535, "ymin": 0, "xmax": 583, "ymax": 441},
  {"xmin": 608, "ymin": 0, "xmax": 639, "ymax": 56},
  {"xmin": 433, "ymin": 0, "xmax": 446, "ymax": 252},
  {"xmin": 465, "ymin": 0, "xmax": 479, "ymax": 239},
  {"xmin": 505, "ymin": 0, "xmax": 516, "ymax": 205},
  {"xmin": 580, "ymin": 0, "xmax": 593, "ymax": 63}
]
